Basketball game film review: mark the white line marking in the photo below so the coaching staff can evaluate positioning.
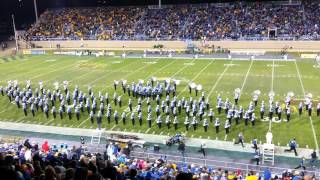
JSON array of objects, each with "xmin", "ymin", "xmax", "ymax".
[
  {"xmin": 89, "ymin": 58, "xmax": 156, "ymax": 85},
  {"xmin": 77, "ymin": 117, "xmax": 90, "ymax": 128},
  {"xmin": 239, "ymin": 60, "xmax": 253, "ymax": 99},
  {"xmin": 294, "ymin": 60, "xmax": 319, "ymax": 151},
  {"xmin": 45, "ymin": 118, "xmax": 55, "ymax": 125},
  {"xmin": 268, "ymin": 118, "xmax": 272, "ymax": 131},
  {"xmin": 271, "ymin": 59, "xmax": 275, "ymax": 92},
  {"xmin": 208, "ymin": 60, "xmax": 233, "ymax": 97},
  {"xmin": 3, "ymin": 57, "xmax": 56, "ymax": 78},
  {"xmin": 84, "ymin": 60, "xmax": 138, "ymax": 85},
  {"xmin": 170, "ymin": 59, "xmax": 197, "ymax": 77},
  {"xmin": 145, "ymin": 128, "xmax": 151, "ymax": 133},
  {"xmin": 145, "ymin": 59, "xmax": 177, "ymax": 79},
  {"xmin": 110, "ymin": 125, "xmax": 117, "ymax": 130},
  {"xmin": 177, "ymin": 61, "xmax": 214, "ymax": 98},
  {"xmin": 29, "ymin": 60, "xmax": 79, "ymax": 81},
  {"xmin": 15, "ymin": 117, "xmax": 25, "ymax": 123}
]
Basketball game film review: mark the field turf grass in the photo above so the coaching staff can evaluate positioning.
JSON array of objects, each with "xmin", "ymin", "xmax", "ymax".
[{"xmin": 0, "ymin": 55, "xmax": 319, "ymax": 149}]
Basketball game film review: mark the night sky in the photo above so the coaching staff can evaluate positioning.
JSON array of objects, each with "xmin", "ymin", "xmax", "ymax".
[{"xmin": 0, "ymin": 0, "xmax": 283, "ymax": 36}]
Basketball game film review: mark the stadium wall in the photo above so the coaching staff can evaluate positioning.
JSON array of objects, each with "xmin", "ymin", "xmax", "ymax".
[{"xmin": 29, "ymin": 40, "xmax": 320, "ymax": 52}]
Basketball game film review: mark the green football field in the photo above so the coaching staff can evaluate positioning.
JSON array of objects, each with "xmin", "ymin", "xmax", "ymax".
[{"xmin": 0, "ymin": 54, "xmax": 319, "ymax": 149}]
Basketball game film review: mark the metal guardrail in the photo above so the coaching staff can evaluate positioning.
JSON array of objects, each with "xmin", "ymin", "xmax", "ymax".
[
  {"xmin": 28, "ymin": 35, "xmax": 320, "ymax": 41},
  {"xmin": 130, "ymin": 151, "xmax": 320, "ymax": 176}
]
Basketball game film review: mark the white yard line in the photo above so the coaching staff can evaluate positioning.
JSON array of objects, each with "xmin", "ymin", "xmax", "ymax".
[
  {"xmin": 77, "ymin": 117, "xmax": 90, "ymax": 128},
  {"xmin": 89, "ymin": 58, "xmax": 160, "ymax": 86},
  {"xmin": 267, "ymin": 59, "xmax": 275, "ymax": 134},
  {"xmin": 3, "ymin": 57, "xmax": 56, "ymax": 78},
  {"xmin": 110, "ymin": 125, "xmax": 117, "ymax": 130},
  {"xmin": 145, "ymin": 59, "xmax": 177, "ymax": 79},
  {"xmin": 44, "ymin": 64, "xmax": 91, "ymax": 84},
  {"xmin": 28, "ymin": 57, "xmax": 86, "ymax": 78},
  {"xmin": 29, "ymin": 62, "xmax": 79, "ymax": 81},
  {"xmin": 44, "ymin": 57, "xmax": 95, "ymax": 82},
  {"xmin": 44, "ymin": 118, "xmax": 55, "ymax": 125},
  {"xmin": 268, "ymin": 118, "xmax": 272, "ymax": 131},
  {"xmin": 239, "ymin": 60, "xmax": 254, "ymax": 99},
  {"xmin": 177, "ymin": 61, "xmax": 214, "ymax": 98},
  {"xmin": 271, "ymin": 59, "xmax": 275, "ymax": 92},
  {"xmin": 145, "ymin": 128, "xmax": 151, "ymax": 134},
  {"xmin": 84, "ymin": 59, "xmax": 139, "ymax": 85},
  {"xmin": 294, "ymin": 61, "xmax": 306, "ymax": 94},
  {"xmin": 15, "ymin": 117, "xmax": 25, "ymax": 123},
  {"xmin": 0, "ymin": 110, "xmax": 7, "ymax": 114},
  {"xmin": 169, "ymin": 59, "xmax": 198, "ymax": 78},
  {"xmin": 207, "ymin": 60, "xmax": 234, "ymax": 98},
  {"xmin": 294, "ymin": 60, "xmax": 319, "ymax": 151}
]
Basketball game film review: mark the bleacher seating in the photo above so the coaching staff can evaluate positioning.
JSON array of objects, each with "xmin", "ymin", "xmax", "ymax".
[
  {"xmin": 0, "ymin": 139, "xmax": 318, "ymax": 180},
  {"xmin": 26, "ymin": 1, "xmax": 320, "ymax": 41}
]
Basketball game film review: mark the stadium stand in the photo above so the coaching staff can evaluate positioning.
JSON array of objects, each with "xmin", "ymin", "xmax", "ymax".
[
  {"xmin": 26, "ymin": 1, "xmax": 320, "ymax": 41},
  {"xmin": 0, "ymin": 139, "xmax": 318, "ymax": 180}
]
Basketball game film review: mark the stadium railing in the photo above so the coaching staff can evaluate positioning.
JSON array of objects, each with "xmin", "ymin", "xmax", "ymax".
[
  {"xmin": 130, "ymin": 151, "xmax": 320, "ymax": 176},
  {"xmin": 28, "ymin": 35, "xmax": 320, "ymax": 41}
]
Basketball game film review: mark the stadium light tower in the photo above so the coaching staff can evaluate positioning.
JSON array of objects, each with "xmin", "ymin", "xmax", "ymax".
[
  {"xmin": 33, "ymin": 0, "xmax": 39, "ymax": 22},
  {"xmin": 11, "ymin": 14, "xmax": 19, "ymax": 51},
  {"xmin": 17, "ymin": 0, "xmax": 38, "ymax": 22}
]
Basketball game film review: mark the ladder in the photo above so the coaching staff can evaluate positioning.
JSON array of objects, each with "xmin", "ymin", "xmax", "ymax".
[
  {"xmin": 91, "ymin": 128, "xmax": 104, "ymax": 145},
  {"xmin": 262, "ymin": 143, "xmax": 275, "ymax": 165}
]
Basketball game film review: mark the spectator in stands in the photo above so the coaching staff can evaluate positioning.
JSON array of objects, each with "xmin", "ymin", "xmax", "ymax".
[
  {"xmin": 263, "ymin": 168, "xmax": 272, "ymax": 180},
  {"xmin": 23, "ymin": 139, "xmax": 32, "ymax": 149},
  {"xmin": 41, "ymin": 140, "xmax": 50, "ymax": 153},
  {"xmin": 25, "ymin": 1, "xmax": 320, "ymax": 41},
  {"xmin": 245, "ymin": 171, "xmax": 258, "ymax": 180},
  {"xmin": 44, "ymin": 165, "xmax": 58, "ymax": 180}
]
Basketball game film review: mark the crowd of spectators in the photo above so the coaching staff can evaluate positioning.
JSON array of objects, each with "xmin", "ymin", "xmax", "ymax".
[
  {"xmin": 1, "ymin": 139, "xmax": 318, "ymax": 180},
  {"xmin": 27, "ymin": 7, "xmax": 144, "ymax": 41},
  {"xmin": 26, "ymin": 1, "xmax": 320, "ymax": 41}
]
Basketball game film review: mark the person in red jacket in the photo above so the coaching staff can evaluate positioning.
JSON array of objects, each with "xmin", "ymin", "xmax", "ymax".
[{"xmin": 42, "ymin": 140, "xmax": 50, "ymax": 153}]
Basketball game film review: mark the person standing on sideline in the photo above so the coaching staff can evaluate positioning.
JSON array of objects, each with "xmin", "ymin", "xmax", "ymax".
[
  {"xmin": 295, "ymin": 157, "xmax": 306, "ymax": 170},
  {"xmin": 178, "ymin": 142, "xmax": 185, "ymax": 157},
  {"xmin": 252, "ymin": 138, "xmax": 258, "ymax": 150},
  {"xmin": 251, "ymin": 149, "xmax": 260, "ymax": 165},
  {"xmin": 310, "ymin": 150, "xmax": 317, "ymax": 167},
  {"xmin": 198, "ymin": 142, "xmax": 206, "ymax": 158},
  {"xmin": 284, "ymin": 138, "xmax": 298, "ymax": 156},
  {"xmin": 234, "ymin": 132, "xmax": 244, "ymax": 147}
]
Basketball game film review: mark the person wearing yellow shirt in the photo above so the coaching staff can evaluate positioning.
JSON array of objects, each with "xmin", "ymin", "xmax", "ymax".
[{"xmin": 245, "ymin": 171, "xmax": 258, "ymax": 180}]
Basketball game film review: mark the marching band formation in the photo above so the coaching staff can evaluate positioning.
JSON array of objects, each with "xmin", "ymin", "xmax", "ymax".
[{"xmin": 0, "ymin": 78, "xmax": 319, "ymax": 135}]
